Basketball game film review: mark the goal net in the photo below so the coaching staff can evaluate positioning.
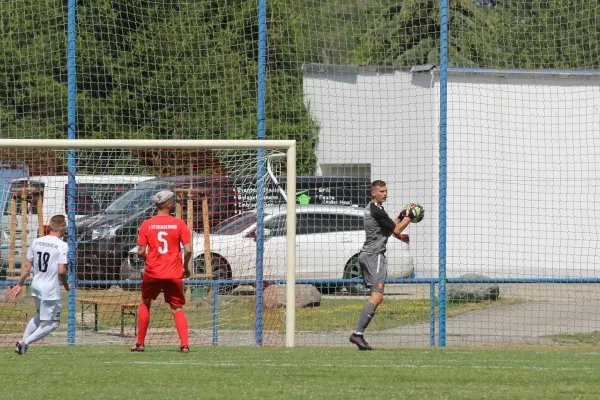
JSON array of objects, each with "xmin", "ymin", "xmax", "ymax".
[
  {"xmin": 0, "ymin": 139, "xmax": 297, "ymax": 347},
  {"xmin": 4, "ymin": 0, "xmax": 600, "ymax": 350}
]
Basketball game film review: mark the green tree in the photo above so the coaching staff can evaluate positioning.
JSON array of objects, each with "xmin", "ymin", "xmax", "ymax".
[
  {"xmin": 352, "ymin": 0, "xmax": 600, "ymax": 69},
  {"xmin": 0, "ymin": 0, "xmax": 318, "ymax": 175},
  {"xmin": 0, "ymin": 0, "xmax": 68, "ymax": 140},
  {"xmin": 75, "ymin": 0, "xmax": 318, "ymax": 174}
]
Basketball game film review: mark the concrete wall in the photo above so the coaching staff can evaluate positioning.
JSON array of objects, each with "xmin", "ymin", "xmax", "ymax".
[{"xmin": 303, "ymin": 65, "xmax": 600, "ymax": 278}]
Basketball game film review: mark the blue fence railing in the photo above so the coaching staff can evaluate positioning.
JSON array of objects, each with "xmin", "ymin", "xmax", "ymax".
[{"xmin": 4, "ymin": 277, "xmax": 600, "ymax": 347}]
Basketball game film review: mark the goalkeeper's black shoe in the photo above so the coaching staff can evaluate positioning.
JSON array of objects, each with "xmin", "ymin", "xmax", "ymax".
[
  {"xmin": 180, "ymin": 345, "xmax": 190, "ymax": 353},
  {"xmin": 349, "ymin": 334, "xmax": 373, "ymax": 351}
]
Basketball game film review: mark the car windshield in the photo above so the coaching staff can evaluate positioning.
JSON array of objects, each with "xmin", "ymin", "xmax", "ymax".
[
  {"xmin": 104, "ymin": 181, "xmax": 168, "ymax": 213},
  {"xmin": 214, "ymin": 212, "xmax": 259, "ymax": 235},
  {"xmin": 68, "ymin": 183, "xmax": 136, "ymax": 215}
]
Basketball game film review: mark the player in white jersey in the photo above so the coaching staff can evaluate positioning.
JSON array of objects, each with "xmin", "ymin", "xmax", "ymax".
[{"xmin": 8, "ymin": 215, "xmax": 71, "ymax": 355}]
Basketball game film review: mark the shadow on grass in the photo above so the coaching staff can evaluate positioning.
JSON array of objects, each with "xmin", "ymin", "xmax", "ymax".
[{"xmin": 544, "ymin": 331, "xmax": 600, "ymax": 345}]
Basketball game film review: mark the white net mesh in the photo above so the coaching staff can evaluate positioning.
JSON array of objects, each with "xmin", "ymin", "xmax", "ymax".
[{"xmin": 2, "ymin": 0, "xmax": 600, "ymax": 348}]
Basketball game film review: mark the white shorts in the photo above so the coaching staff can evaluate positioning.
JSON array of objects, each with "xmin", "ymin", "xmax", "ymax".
[{"xmin": 34, "ymin": 297, "xmax": 62, "ymax": 321}]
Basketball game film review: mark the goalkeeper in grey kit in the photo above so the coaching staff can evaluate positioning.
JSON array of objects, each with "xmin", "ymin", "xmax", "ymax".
[{"xmin": 350, "ymin": 180, "xmax": 423, "ymax": 350}]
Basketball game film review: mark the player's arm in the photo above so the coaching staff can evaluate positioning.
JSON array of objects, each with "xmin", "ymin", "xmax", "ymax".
[
  {"xmin": 136, "ymin": 222, "xmax": 148, "ymax": 261},
  {"xmin": 370, "ymin": 202, "xmax": 407, "ymax": 234},
  {"xmin": 7, "ymin": 259, "xmax": 33, "ymax": 300},
  {"xmin": 392, "ymin": 205, "xmax": 419, "ymax": 237},
  {"xmin": 137, "ymin": 246, "xmax": 147, "ymax": 261},
  {"xmin": 182, "ymin": 243, "xmax": 192, "ymax": 278},
  {"xmin": 392, "ymin": 215, "xmax": 411, "ymax": 236},
  {"xmin": 57, "ymin": 264, "xmax": 71, "ymax": 292},
  {"xmin": 180, "ymin": 221, "xmax": 192, "ymax": 278}
]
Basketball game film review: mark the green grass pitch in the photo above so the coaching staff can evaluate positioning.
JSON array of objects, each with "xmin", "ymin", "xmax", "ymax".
[{"xmin": 3, "ymin": 346, "xmax": 600, "ymax": 399}]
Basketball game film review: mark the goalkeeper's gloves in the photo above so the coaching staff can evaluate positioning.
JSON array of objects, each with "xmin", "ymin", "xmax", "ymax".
[{"xmin": 398, "ymin": 206, "xmax": 415, "ymax": 221}]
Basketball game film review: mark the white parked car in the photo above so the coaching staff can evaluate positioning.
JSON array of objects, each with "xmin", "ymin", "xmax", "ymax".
[{"xmin": 123, "ymin": 205, "xmax": 414, "ymax": 293}]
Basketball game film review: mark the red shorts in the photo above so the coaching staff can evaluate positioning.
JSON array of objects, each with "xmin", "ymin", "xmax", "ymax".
[{"xmin": 141, "ymin": 275, "xmax": 186, "ymax": 308}]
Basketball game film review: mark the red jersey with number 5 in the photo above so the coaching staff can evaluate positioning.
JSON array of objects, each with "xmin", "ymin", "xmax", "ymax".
[{"xmin": 137, "ymin": 215, "xmax": 191, "ymax": 279}]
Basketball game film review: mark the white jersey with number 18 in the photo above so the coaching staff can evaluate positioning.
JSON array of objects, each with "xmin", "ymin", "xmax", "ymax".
[{"xmin": 27, "ymin": 236, "xmax": 68, "ymax": 301}]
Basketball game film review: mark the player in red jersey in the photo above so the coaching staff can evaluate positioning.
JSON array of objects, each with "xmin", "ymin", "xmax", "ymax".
[{"xmin": 131, "ymin": 190, "xmax": 192, "ymax": 353}]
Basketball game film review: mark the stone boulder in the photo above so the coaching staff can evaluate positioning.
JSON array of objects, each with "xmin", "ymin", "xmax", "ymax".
[
  {"xmin": 263, "ymin": 284, "xmax": 322, "ymax": 309},
  {"xmin": 447, "ymin": 274, "xmax": 500, "ymax": 303}
]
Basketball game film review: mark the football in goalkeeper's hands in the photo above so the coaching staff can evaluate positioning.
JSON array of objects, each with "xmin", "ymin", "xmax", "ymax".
[{"xmin": 400, "ymin": 203, "xmax": 424, "ymax": 223}]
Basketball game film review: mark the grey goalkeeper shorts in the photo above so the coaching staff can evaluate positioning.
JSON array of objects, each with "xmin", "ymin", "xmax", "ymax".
[{"xmin": 358, "ymin": 251, "xmax": 387, "ymax": 293}]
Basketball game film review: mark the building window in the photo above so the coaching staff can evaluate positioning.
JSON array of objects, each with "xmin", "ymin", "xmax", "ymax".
[{"xmin": 319, "ymin": 164, "xmax": 371, "ymax": 178}]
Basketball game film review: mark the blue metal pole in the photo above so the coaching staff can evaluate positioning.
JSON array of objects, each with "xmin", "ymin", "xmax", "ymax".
[
  {"xmin": 212, "ymin": 282, "xmax": 219, "ymax": 346},
  {"xmin": 66, "ymin": 0, "xmax": 77, "ymax": 345},
  {"xmin": 255, "ymin": 0, "xmax": 268, "ymax": 346},
  {"xmin": 430, "ymin": 282, "xmax": 436, "ymax": 347},
  {"xmin": 438, "ymin": 0, "xmax": 449, "ymax": 348}
]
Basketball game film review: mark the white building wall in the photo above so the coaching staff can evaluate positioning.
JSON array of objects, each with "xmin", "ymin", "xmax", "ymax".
[{"xmin": 303, "ymin": 65, "xmax": 600, "ymax": 279}]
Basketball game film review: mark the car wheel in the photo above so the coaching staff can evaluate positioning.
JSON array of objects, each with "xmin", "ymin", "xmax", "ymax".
[
  {"xmin": 342, "ymin": 254, "xmax": 369, "ymax": 295},
  {"xmin": 195, "ymin": 254, "xmax": 236, "ymax": 295}
]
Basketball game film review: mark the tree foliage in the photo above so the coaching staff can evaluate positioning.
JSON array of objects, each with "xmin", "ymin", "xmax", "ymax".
[
  {"xmin": 1, "ymin": 0, "xmax": 598, "ymax": 176},
  {"xmin": 352, "ymin": 0, "xmax": 600, "ymax": 69},
  {"xmin": 0, "ymin": 0, "xmax": 317, "ymax": 175}
]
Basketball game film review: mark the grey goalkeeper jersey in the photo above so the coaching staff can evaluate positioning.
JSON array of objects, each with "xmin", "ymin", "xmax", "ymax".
[{"xmin": 360, "ymin": 201, "xmax": 396, "ymax": 254}]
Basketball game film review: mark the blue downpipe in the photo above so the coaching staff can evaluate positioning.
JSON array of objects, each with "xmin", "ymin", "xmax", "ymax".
[
  {"xmin": 430, "ymin": 282, "xmax": 436, "ymax": 347},
  {"xmin": 255, "ymin": 0, "xmax": 268, "ymax": 346},
  {"xmin": 66, "ymin": 0, "xmax": 77, "ymax": 345},
  {"xmin": 438, "ymin": 0, "xmax": 449, "ymax": 348},
  {"xmin": 212, "ymin": 282, "xmax": 219, "ymax": 346}
]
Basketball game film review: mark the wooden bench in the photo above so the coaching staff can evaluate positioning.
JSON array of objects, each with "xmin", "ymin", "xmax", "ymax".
[{"xmin": 78, "ymin": 298, "xmax": 137, "ymax": 337}]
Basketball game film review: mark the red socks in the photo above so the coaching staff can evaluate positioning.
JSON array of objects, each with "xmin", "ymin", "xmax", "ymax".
[
  {"xmin": 137, "ymin": 304, "xmax": 188, "ymax": 347},
  {"xmin": 173, "ymin": 311, "xmax": 189, "ymax": 347},
  {"xmin": 136, "ymin": 303, "xmax": 150, "ymax": 345}
]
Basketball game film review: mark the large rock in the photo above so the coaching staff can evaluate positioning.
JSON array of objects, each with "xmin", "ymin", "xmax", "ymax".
[
  {"xmin": 263, "ymin": 284, "xmax": 321, "ymax": 309},
  {"xmin": 447, "ymin": 274, "xmax": 500, "ymax": 303}
]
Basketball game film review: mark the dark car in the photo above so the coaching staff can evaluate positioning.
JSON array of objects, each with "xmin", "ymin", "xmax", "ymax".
[{"xmin": 75, "ymin": 175, "xmax": 238, "ymax": 283}]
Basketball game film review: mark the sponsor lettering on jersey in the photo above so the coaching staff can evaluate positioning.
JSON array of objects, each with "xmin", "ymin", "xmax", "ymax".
[
  {"xmin": 35, "ymin": 241, "xmax": 59, "ymax": 249},
  {"xmin": 148, "ymin": 224, "xmax": 178, "ymax": 230}
]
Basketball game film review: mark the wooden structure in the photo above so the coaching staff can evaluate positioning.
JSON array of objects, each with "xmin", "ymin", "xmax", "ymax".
[
  {"xmin": 7, "ymin": 186, "xmax": 44, "ymax": 280},
  {"xmin": 78, "ymin": 297, "xmax": 138, "ymax": 337},
  {"xmin": 173, "ymin": 188, "xmax": 213, "ymax": 299}
]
